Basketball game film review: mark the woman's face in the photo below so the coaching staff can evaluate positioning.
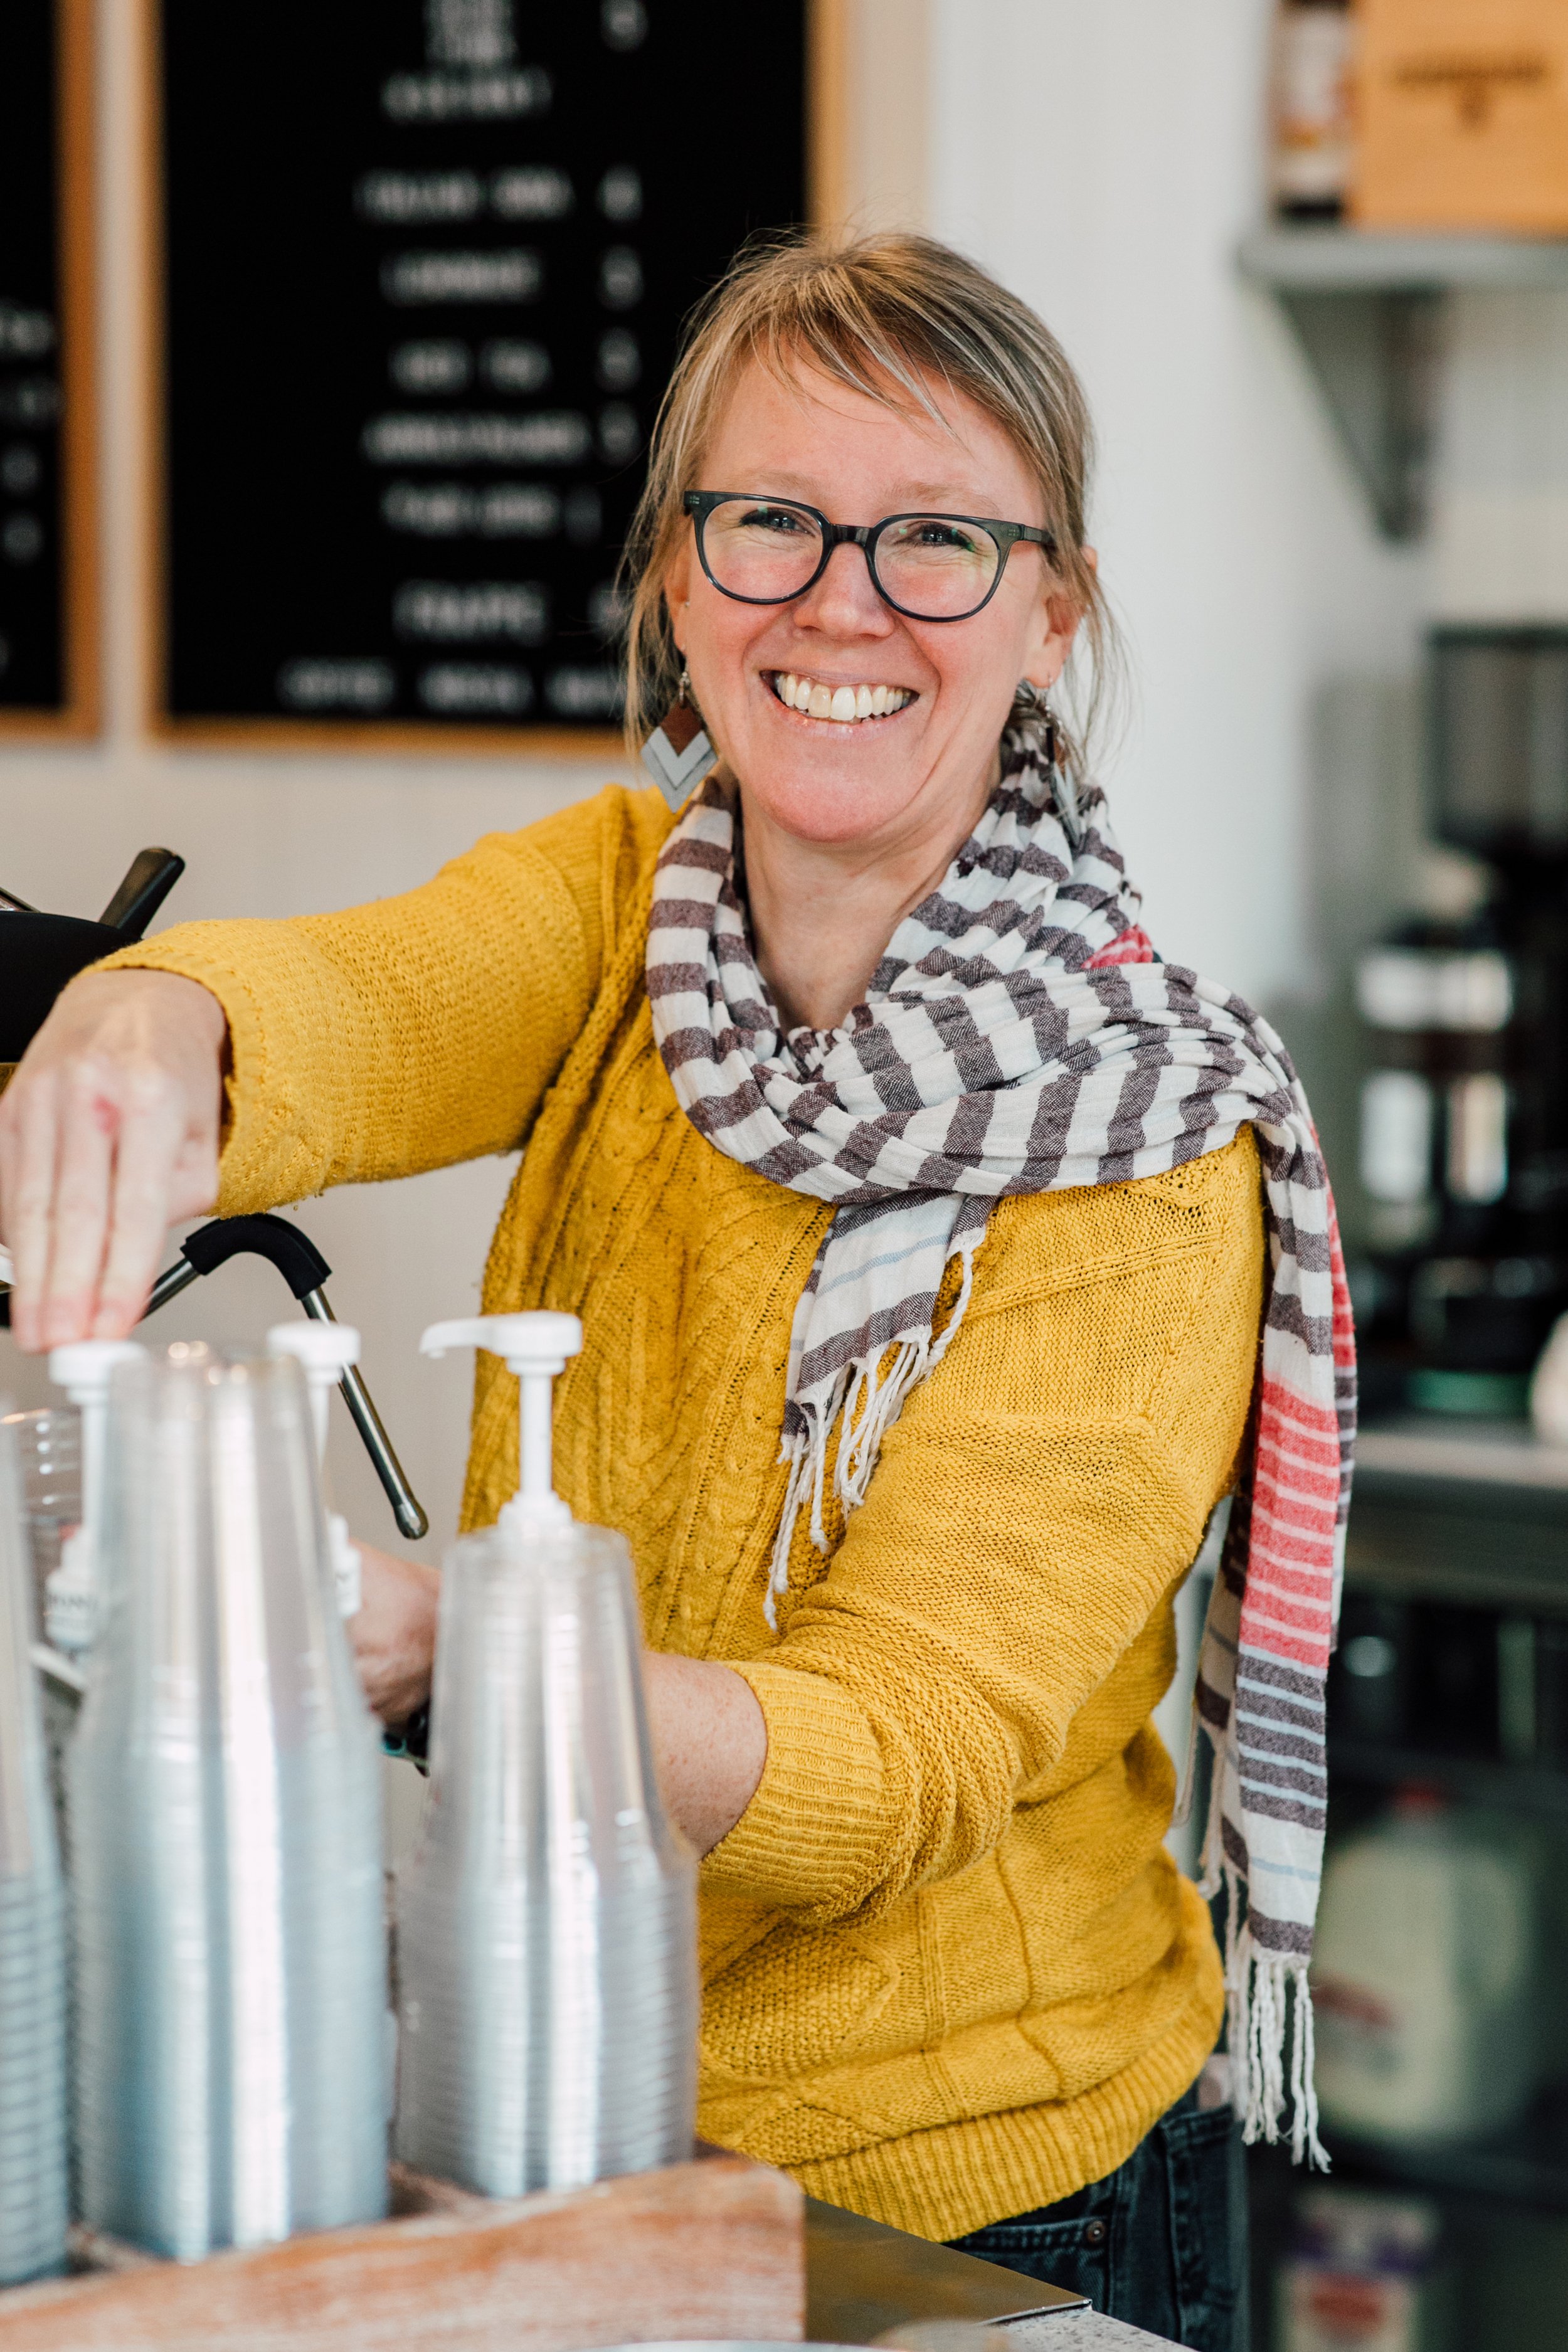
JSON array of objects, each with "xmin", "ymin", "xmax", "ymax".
[{"xmin": 663, "ymin": 356, "xmax": 1080, "ymax": 853}]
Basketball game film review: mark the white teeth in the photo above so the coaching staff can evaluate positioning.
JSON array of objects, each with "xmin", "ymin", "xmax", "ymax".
[{"xmin": 771, "ymin": 672, "xmax": 911, "ymax": 721}]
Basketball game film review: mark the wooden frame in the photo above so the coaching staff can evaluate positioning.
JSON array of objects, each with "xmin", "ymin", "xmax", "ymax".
[
  {"xmin": 0, "ymin": 0, "xmax": 100, "ymax": 741},
  {"xmin": 809, "ymin": 0, "xmax": 852, "ymax": 230},
  {"xmin": 140, "ymin": 0, "xmax": 844, "ymax": 763}
]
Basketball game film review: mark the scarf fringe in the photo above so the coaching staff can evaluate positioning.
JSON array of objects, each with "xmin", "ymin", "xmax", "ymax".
[
  {"xmin": 1199, "ymin": 1745, "xmax": 1328, "ymax": 2169},
  {"xmin": 763, "ymin": 1237, "xmax": 982, "ymax": 1631}
]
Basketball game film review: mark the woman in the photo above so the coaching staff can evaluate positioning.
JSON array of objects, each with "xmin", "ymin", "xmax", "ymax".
[{"xmin": 0, "ymin": 234, "xmax": 1351, "ymax": 2349}]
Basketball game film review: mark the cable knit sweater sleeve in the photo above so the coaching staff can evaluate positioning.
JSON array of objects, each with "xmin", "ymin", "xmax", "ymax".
[
  {"xmin": 95, "ymin": 787, "xmax": 658, "ymax": 1212},
  {"xmin": 702, "ymin": 1136, "xmax": 1263, "ymax": 1924}
]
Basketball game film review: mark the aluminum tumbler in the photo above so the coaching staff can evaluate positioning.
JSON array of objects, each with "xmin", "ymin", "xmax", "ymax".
[
  {"xmin": 395, "ymin": 1313, "xmax": 697, "ymax": 2196},
  {"xmin": 69, "ymin": 1343, "xmax": 388, "ymax": 2260},
  {"xmin": 0, "ymin": 1409, "xmax": 68, "ymax": 2282}
]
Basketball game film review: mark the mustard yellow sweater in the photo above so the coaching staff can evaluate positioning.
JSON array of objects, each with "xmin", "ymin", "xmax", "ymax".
[{"xmin": 107, "ymin": 784, "xmax": 1263, "ymax": 2242}]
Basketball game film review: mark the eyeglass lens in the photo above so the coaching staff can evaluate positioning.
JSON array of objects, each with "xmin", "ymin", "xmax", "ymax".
[{"xmin": 699, "ymin": 498, "xmax": 1005, "ymax": 620}]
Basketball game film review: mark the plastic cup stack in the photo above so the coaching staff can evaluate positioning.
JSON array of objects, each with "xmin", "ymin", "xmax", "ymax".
[
  {"xmin": 0, "ymin": 1406, "xmax": 80, "ymax": 1640},
  {"xmin": 395, "ymin": 1313, "xmax": 697, "ymax": 2196},
  {"xmin": 0, "ymin": 1411, "xmax": 68, "ymax": 2282},
  {"xmin": 69, "ymin": 1343, "xmax": 389, "ymax": 2260},
  {"xmin": 1, "ymin": 1406, "xmax": 83, "ymax": 1849}
]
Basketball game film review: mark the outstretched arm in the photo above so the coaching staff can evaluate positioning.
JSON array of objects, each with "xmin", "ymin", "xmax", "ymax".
[{"xmin": 0, "ymin": 788, "xmax": 660, "ymax": 1351}]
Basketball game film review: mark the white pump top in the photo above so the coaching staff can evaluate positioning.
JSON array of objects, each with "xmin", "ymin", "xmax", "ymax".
[
  {"xmin": 420, "ymin": 1311, "xmax": 582, "ymax": 1530},
  {"xmin": 267, "ymin": 1321, "xmax": 360, "ymax": 1454},
  {"xmin": 267, "ymin": 1322, "xmax": 363, "ymax": 1618},
  {"xmin": 46, "ymin": 1339, "xmax": 147, "ymax": 1658}
]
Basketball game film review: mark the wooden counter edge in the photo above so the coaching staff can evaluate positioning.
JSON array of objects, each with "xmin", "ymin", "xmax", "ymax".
[{"xmin": 0, "ymin": 2153, "xmax": 805, "ymax": 2351}]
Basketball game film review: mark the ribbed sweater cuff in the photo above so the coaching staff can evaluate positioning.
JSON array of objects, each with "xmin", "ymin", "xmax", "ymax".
[{"xmin": 701, "ymin": 1661, "xmax": 892, "ymax": 1913}]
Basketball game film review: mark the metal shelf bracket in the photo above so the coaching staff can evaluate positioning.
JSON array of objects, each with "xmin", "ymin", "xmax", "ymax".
[
  {"xmin": 1273, "ymin": 284, "xmax": 1442, "ymax": 541},
  {"xmin": 1240, "ymin": 226, "xmax": 1568, "ymax": 544}
]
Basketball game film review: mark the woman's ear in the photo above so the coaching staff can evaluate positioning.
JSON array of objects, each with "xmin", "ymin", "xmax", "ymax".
[
  {"xmin": 662, "ymin": 544, "xmax": 692, "ymax": 654},
  {"xmin": 1022, "ymin": 594, "xmax": 1079, "ymax": 696}
]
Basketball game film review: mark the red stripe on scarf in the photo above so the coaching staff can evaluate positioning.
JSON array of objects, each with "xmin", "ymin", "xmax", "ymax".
[{"xmin": 1086, "ymin": 924, "xmax": 1155, "ymax": 970}]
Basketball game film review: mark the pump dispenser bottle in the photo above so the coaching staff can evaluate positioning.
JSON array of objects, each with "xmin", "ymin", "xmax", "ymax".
[
  {"xmin": 394, "ymin": 1312, "xmax": 697, "ymax": 2195},
  {"xmin": 267, "ymin": 1321, "xmax": 364, "ymax": 1618}
]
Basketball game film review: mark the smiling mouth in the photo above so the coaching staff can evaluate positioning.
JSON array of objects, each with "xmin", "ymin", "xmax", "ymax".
[{"xmin": 767, "ymin": 670, "xmax": 917, "ymax": 723}]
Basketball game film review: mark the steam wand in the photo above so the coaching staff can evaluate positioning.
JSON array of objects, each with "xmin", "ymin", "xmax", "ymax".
[{"xmin": 1, "ymin": 1217, "xmax": 428, "ymax": 1543}]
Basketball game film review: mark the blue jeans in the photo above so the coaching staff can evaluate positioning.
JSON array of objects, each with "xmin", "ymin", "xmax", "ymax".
[{"xmin": 946, "ymin": 2089, "xmax": 1248, "ymax": 2352}]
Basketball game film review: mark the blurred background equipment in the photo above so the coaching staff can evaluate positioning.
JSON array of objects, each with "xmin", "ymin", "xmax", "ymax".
[
  {"xmin": 1353, "ymin": 628, "xmax": 1568, "ymax": 1417},
  {"xmin": 1276, "ymin": 2187, "xmax": 1451, "ymax": 2352},
  {"xmin": 1311, "ymin": 1786, "xmax": 1538, "ymax": 2146},
  {"xmin": 1256, "ymin": 13, "xmax": 1568, "ymax": 2325}
]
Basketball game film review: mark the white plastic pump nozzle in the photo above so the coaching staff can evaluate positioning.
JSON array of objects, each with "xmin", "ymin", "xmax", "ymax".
[
  {"xmin": 47, "ymin": 1339, "xmax": 147, "ymax": 1658},
  {"xmin": 420, "ymin": 1311, "xmax": 582, "ymax": 1529},
  {"xmin": 267, "ymin": 1322, "xmax": 364, "ymax": 1618}
]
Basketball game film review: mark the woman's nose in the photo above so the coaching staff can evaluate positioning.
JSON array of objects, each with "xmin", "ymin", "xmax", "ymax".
[{"xmin": 792, "ymin": 540, "xmax": 895, "ymax": 637}]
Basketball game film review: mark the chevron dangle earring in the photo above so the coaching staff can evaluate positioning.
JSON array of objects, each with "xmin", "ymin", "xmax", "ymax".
[
  {"xmin": 1014, "ymin": 678, "xmax": 1079, "ymax": 848},
  {"xmin": 640, "ymin": 668, "xmax": 715, "ymax": 812},
  {"xmin": 1011, "ymin": 677, "xmax": 1060, "ymax": 770}
]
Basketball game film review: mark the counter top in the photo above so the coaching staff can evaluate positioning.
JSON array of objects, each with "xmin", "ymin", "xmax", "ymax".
[{"xmin": 805, "ymin": 2195, "xmax": 1180, "ymax": 2350}]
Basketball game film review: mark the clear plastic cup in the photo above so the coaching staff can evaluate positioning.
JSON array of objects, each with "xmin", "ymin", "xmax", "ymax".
[
  {"xmin": 395, "ymin": 1517, "xmax": 697, "ymax": 2196},
  {"xmin": 0, "ymin": 1409, "xmax": 67, "ymax": 2282},
  {"xmin": 2, "ymin": 1407, "xmax": 83, "ymax": 1856},
  {"xmin": 69, "ymin": 1344, "xmax": 388, "ymax": 2260}
]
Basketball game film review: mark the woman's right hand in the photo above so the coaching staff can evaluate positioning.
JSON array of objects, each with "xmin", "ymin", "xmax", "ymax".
[
  {"xmin": 0, "ymin": 969, "xmax": 228, "ymax": 1352},
  {"xmin": 348, "ymin": 1543, "xmax": 441, "ymax": 1727}
]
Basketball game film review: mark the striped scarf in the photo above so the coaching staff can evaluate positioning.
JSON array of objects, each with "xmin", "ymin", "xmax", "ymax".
[{"xmin": 645, "ymin": 709, "xmax": 1355, "ymax": 2162}]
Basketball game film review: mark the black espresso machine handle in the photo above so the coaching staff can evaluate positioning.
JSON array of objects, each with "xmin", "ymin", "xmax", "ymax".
[{"xmin": 0, "ymin": 1214, "xmax": 428, "ymax": 1542}]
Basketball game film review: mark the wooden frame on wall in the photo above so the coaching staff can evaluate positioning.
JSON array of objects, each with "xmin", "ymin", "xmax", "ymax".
[
  {"xmin": 140, "ymin": 0, "xmax": 847, "ymax": 762},
  {"xmin": 0, "ymin": 0, "xmax": 100, "ymax": 741}
]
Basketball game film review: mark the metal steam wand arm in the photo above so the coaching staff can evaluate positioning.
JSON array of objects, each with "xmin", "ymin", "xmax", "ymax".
[{"xmin": 144, "ymin": 1214, "xmax": 428, "ymax": 1540}]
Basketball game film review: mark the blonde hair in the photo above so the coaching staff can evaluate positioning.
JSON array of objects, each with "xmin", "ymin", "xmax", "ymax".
[{"xmin": 619, "ymin": 230, "xmax": 1119, "ymax": 772}]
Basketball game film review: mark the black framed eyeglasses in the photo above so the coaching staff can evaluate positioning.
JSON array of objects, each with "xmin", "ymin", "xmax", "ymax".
[{"xmin": 683, "ymin": 491, "xmax": 1056, "ymax": 623}]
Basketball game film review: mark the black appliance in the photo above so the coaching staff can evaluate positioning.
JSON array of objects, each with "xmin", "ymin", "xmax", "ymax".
[
  {"xmin": 1356, "ymin": 628, "xmax": 1568, "ymax": 1414},
  {"xmin": 0, "ymin": 849, "xmax": 186, "ymax": 1064}
]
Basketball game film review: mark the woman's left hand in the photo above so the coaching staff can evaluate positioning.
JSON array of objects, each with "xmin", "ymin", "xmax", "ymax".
[{"xmin": 349, "ymin": 1542, "xmax": 440, "ymax": 1727}]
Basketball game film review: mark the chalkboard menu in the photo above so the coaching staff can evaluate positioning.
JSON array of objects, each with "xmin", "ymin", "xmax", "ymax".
[
  {"xmin": 0, "ymin": 0, "xmax": 95, "ymax": 734},
  {"xmin": 154, "ymin": 1, "xmax": 810, "ymax": 746}
]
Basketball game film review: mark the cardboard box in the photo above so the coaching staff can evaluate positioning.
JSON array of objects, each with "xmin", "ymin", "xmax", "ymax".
[{"xmin": 1352, "ymin": 0, "xmax": 1568, "ymax": 232}]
